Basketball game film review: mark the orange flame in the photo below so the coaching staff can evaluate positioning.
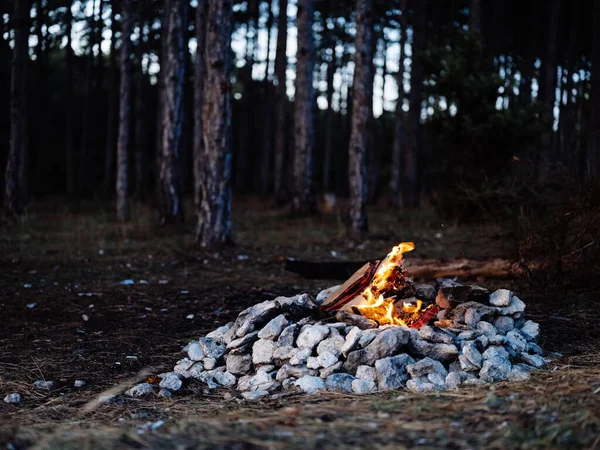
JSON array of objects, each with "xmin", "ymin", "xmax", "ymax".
[{"xmin": 354, "ymin": 242, "xmax": 433, "ymax": 326}]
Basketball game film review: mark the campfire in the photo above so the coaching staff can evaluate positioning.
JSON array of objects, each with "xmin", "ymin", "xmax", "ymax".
[{"xmin": 126, "ymin": 242, "xmax": 548, "ymax": 400}]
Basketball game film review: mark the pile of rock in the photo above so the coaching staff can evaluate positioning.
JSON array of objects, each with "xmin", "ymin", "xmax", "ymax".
[{"xmin": 126, "ymin": 282, "xmax": 546, "ymax": 400}]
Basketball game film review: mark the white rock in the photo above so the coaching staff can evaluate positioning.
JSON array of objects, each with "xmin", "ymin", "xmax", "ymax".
[
  {"xmin": 341, "ymin": 327, "xmax": 362, "ymax": 357},
  {"xmin": 317, "ymin": 351, "xmax": 338, "ymax": 368},
  {"xmin": 427, "ymin": 372, "xmax": 446, "ymax": 388},
  {"xmin": 506, "ymin": 330, "xmax": 528, "ymax": 352},
  {"xmin": 520, "ymin": 353, "xmax": 545, "ymax": 368},
  {"xmin": 252, "ymin": 339, "xmax": 277, "ymax": 365},
  {"xmin": 352, "ymin": 379, "xmax": 376, "ymax": 394},
  {"xmin": 3, "ymin": 393, "xmax": 21, "ymax": 404},
  {"xmin": 508, "ymin": 364, "xmax": 533, "ymax": 381},
  {"xmin": 159, "ymin": 372, "xmax": 183, "ymax": 391},
  {"xmin": 296, "ymin": 325, "xmax": 330, "ymax": 349},
  {"xmin": 520, "ymin": 320, "xmax": 540, "ymax": 341},
  {"xmin": 357, "ymin": 329, "xmax": 380, "ymax": 347},
  {"xmin": 406, "ymin": 378, "xmax": 436, "ymax": 393},
  {"xmin": 444, "ymin": 372, "xmax": 463, "ymax": 390},
  {"xmin": 319, "ymin": 361, "xmax": 343, "ymax": 378},
  {"xmin": 326, "ymin": 373, "xmax": 355, "ymax": 392},
  {"xmin": 489, "ymin": 289, "xmax": 513, "ymax": 306},
  {"xmin": 375, "ymin": 354, "xmax": 415, "ymax": 390},
  {"xmin": 158, "ymin": 389, "xmax": 172, "ymax": 399},
  {"xmin": 174, "ymin": 358, "xmax": 197, "ymax": 377},
  {"xmin": 242, "ymin": 390, "xmax": 270, "ymax": 401},
  {"xmin": 295, "ymin": 375, "xmax": 327, "ymax": 394},
  {"xmin": 464, "ymin": 308, "xmax": 482, "ymax": 327},
  {"xmin": 34, "ymin": 380, "xmax": 56, "ymax": 390},
  {"xmin": 462, "ymin": 342, "xmax": 483, "ymax": 368},
  {"xmin": 289, "ymin": 347, "xmax": 312, "ymax": 366},
  {"xmin": 74, "ymin": 380, "xmax": 86, "ymax": 388},
  {"xmin": 316, "ymin": 334, "xmax": 345, "ymax": 358},
  {"xmin": 498, "ymin": 295, "xmax": 526, "ymax": 315},
  {"xmin": 214, "ymin": 371, "xmax": 237, "ymax": 387},
  {"xmin": 226, "ymin": 331, "xmax": 260, "ymax": 350},
  {"xmin": 494, "ymin": 316, "xmax": 515, "ymax": 334},
  {"xmin": 476, "ymin": 321, "xmax": 498, "ymax": 337},
  {"xmin": 125, "ymin": 383, "xmax": 154, "ymax": 397},
  {"xmin": 188, "ymin": 342, "xmax": 205, "ymax": 361},
  {"xmin": 418, "ymin": 325, "xmax": 455, "ymax": 344},
  {"xmin": 356, "ymin": 365, "xmax": 377, "ymax": 383},
  {"xmin": 198, "ymin": 337, "xmax": 226, "ymax": 359},
  {"xmin": 306, "ymin": 356, "xmax": 320, "ymax": 369},
  {"xmin": 406, "ymin": 357, "xmax": 448, "ymax": 378},
  {"xmin": 206, "ymin": 322, "xmax": 234, "ymax": 343},
  {"xmin": 316, "ymin": 285, "xmax": 341, "ymax": 304},
  {"xmin": 203, "ymin": 357, "xmax": 218, "ymax": 370},
  {"xmin": 257, "ymin": 314, "xmax": 289, "ymax": 340},
  {"xmin": 273, "ymin": 345, "xmax": 295, "ymax": 365}
]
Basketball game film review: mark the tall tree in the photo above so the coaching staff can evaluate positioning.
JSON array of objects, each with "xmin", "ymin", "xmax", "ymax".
[
  {"xmin": 292, "ymin": 0, "xmax": 316, "ymax": 215},
  {"xmin": 273, "ymin": 0, "xmax": 288, "ymax": 205},
  {"xmin": 196, "ymin": 0, "xmax": 233, "ymax": 246},
  {"xmin": 5, "ymin": 0, "xmax": 30, "ymax": 216},
  {"xmin": 390, "ymin": 2, "xmax": 407, "ymax": 207},
  {"xmin": 158, "ymin": 0, "xmax": 188, "ymax": 223},
  {"xmin": 322, "ymin": 21, "xmax": 336, "ymax": 193},
  {"xmin": 104, "ymin": 2, "xmax": 119, "ymax": 196},
  {"xmin": 134, "ymin": 2, "xmax": 148, "ymax": 197},
  {"xmin": 591, "ymin": 0, "xmax": 600, "ymax": 178},
  {"xmin": 116, "ymin": 0, "xmax": 133, "ymax": 221},
  {"xmin": 403, "ymin": 0, "xmax": 426, "ymax": 208},
  {"xmin": 65, "ymin": 0, "xmax": 75, "ymax": 197},
  {"xmin": 348, "ymin": 0, "xmax": 372, "ymax": 235},
  {"xmin": 193, "ymin": 0, "xmax": 206, "ymax": 212}
]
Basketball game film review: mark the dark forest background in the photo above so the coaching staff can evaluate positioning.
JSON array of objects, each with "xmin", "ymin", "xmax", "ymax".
[{"xmin": 1, "ymin": 0, "xmax": 599, "ymax": 238}]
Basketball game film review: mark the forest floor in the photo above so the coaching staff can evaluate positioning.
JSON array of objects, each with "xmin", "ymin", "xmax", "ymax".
[{"xmin": 0, "ymin": 197, "xmax": 599, "ymax": 449}]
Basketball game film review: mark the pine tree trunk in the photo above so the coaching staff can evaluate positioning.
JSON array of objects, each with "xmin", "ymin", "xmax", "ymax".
[
  {"xmin": 258, "ymin": 0, "xmax": 275, "ymax": 194},
  {"xmin": 273, "ymin": 0, "xmax": 289, "ymax": 205},
  {"xmin": 292, "ymin": 0, "xmax": 316, "ymax": 215},
  {"xmin": 116, "ymin": 0, "xmax": 133, "ymax": 221},
  {"xmin": 404, "ymin": 0, "xmax": 426, "ymax": 208},
  {"xmin": 322, "ymin": 24, "xmax": 335, "ymax": 193},
  {"xmin": 158, "ymin": 0, "xmax": 187, "ymax": 223},
  {"xmin": 65, "ymin": 0, "xmax": 75, "ymax": 197},
  {"xmin": 590, "ymin": 0, "xmax": 600, "ymax": 178},
  {"xmin": 134, "ymin": 3, "xmax": 148, "ymax": 198},
  {"xmin": 348, "ymin": 0, "xmax": 372, "ymax": 235},
  {"xmin": 193, "ymin": 0, "xmax": 207, "ymax": 210},
  {"xmin": 390, "ymin": 0, "xmax": 406, "ymax": 208},
  {"xmin": 5, "ymin": 0, "xmax": 29, "ymax": 217},
  {"xmin": 104, "ymin": 3, "xmax": 118, "ymax": 196},
  {"xmin": 195, "ymin": 0, "xmax": 233, "ymax": 247}
]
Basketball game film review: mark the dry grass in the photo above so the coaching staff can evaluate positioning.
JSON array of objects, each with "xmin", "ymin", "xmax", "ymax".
[{"xmin": 0, "ymin": 197, "xmax": 599, "ymax": 449}]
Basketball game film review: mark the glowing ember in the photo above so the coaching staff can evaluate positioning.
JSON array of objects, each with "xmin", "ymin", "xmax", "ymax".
[{"xmin": 354, "ymin": 242, "xmax": 435, "ymax": 326}]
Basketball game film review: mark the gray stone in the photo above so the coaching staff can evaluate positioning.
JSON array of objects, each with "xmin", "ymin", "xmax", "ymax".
[
  {"xmin": 158, "ymin": 389, "xmax": 172, "ymax": 399},
  {"xmin": 282, "ymin": 378, "xmax": 297, "ymax": 390},
  {"xmin": 415, "ymin": 284, "xmax": 437, "ymax": 302},
  {"xmin": 456, "ymin": 330, "xmax": 482, "ymax": 341},
  {"xmin": 375, "ymin": 354, "xmax": 415, "ymax": 390},
  {"xmin": 326, "ymin": 373, "xmax": 355, "ymax": 393},
  {"xmin": 214, "ymin": 371, "xmax": 237, "ymax": 388},
  {"xmin": 463, "ymin": 377, "xmax": 489, "ymax": 387},
  {"xmin": 289, "ymin": 347, "xmax": 312, "ymax": 366},
  {"xmin": 462, "ymin": 342, "xmax": 483, "ymax": 368},
  {"xmin": 418, "ymin": 325, "xmax": 455, "ymax": 344},
  {"xmin": 319, "ymin": 361, "xmax": 343, "ymax": 378},
  {"xmin": 527, "ymin": 342, "xmax": 543, "ymax": 355},
  {"xmin": 316, "ymin": 334, "xmax": 345, "ymax": 358},
  {"xmin": 407, "ymin": 339, "xmax": 458, "ymax": 363},
  {"xmin": 226, "ymin": 331, "xmax": 260, "ymax": 350},
  {"xmin": 449, "ymin": 301, "xmax": 496, "ymax": 323},
  {"xmin": 296, "ymin": 324, "xmax": 330, "ymax": 349},
  {"xmin": 358, "ymin": 329, "xmax": 380, "ymax": 347},
  {"xmin": 352, "ymin": 379, "xmax": 377, "ymax": 394},
  {"xmin": 427, "ymin": 372, "xmax": 446, "ymax": 388},
  {"xmin": 479, "ymin": 357, "xmax": 511, "ymax": 383},
  {"xmin": 174, "ymin": 358, "xmax": 196, "ymax": 376},
  {"xmin": 276, "ymin": 364, "xmax": 316, "ymax": 382},
  {"xmin": 242, "ymin": 390, "xmax": 270, "ymax": 401},
  {"xmin": 203, "ymin": 357, "xmax": 217, "ymax": 370},
  {"xmin": 345, "ymin": 327, "xmax": 410, "ymax": 371},
  {"xmin": 34, "ymin": 380, "xmax": 56, "ymax": 390},
  {"xmin": 341, "ymin": 327, "xmax": 362, "ymax": 357},
  {"xmin": 187, "ymin": 342, "xmax": 205, "ymax": 361},
  {"xmin": 464, "ymin": 308, "xmax": 482, "ymax": 327},
  {"xmin": 316, "ymin": 285, "xmax": 341, "ymax": 304},
  {"xmin": 488, "ymin": 335, "xmax": 506, "ymax": 345},
  {"xmin": 406, "ymin": 357, "xmax": 448, "ymax": 378},
  {"xmin": 519, "ymin": 353, "xmax": 545, "ymax": 368},
  {"xmin": 508, "ymin": 364, "xmax": 533, "ymax": 381},
  {"xmin": 406, "ymin": 377, "xmax": 436, "ymax": 393},
  {"xmin": 252, "ymin": 339, "xmax": 277, "ymax": 365},
  {"xmin": 458, "ymin": 354, "xmax": 479, "ymax": 372},
  {"xmin": 233, "ymin": 300, "xmax": 280, "ymax": 338},
  {"xmin": 295, "ymin": 375, "xmax": 326, "ymax": 394},
  {"xmin": 483, "ymin": 345, "xmax": 510, "ymax": 360},
  {"xmin": 275, "ymin": 293, "xmax": 319, "ymax": 313},
  {"xmin": 356, "ymin": 365, "xmax": 377, "ymax": 383},
  {"xmin": 437, "ymin": 285, "xmax": 490, "ymax": 309},
  {"xmin": 497, "ymin": 295, "xmax": 526, "ymax": 315},
  {"xmin": 273, "ymin": 345, "xmax": 296, "ymax": 366},
  {"xmin": 520, "ymin": 320, "xmax": 540, "ymax": 341},
  {"xmin": 445, "ymin": 372, "xmax": 464, "ymax": 390},
  {"xmin": 256, "ymin": 364, "xmax": 276, "ymax": 373},
  {"xmin": 306, "ymin": 356, "xmax": 320, "ymax": 369},
  {"xmin": 3, "ymin": 393, "xmax": 21, "ymax": 404},
  {"xmin": 494, "ymin": 316, "xmax": 515, "ymax": 334},
  {"xmin": 74, "ymin": 380, "xmax": 86, "ymax": 388},
  {"xmin": 505, "ymin": 330, "xmax": 528, "ymax": 352},
  {"xmin": 238, "ymin": 370, "xmax": 276, "ymax": 391},
  {"xmin": 477, "ymin": 321, "xmax": 498, "ymax": 337},
  {"xmin": 258, "ymin": 314, "xmax": 289, "ymax": 340},
  {"xmin": 278, "ymin": 324, "xmax": 300, "ymax": 346},
  {"xmin": 198, "ymin": 337, "xmax": 226, "ymax": 360},
  {"xmin": 226, "ymin": 352, "xmax": 253, "ymax": 375},
  {"xmin": 334, "ymin": 310, "xmax": 378, "ymax": 330},
  {"xmin": 185, "ymin": 363, "xmax": 206, "ymax": 380},
  {"xmin": 125, "ymin": 383, "xmax": 154, "ymax": 398},
  {"xmin": 476, "ymin": 334, "xmax": 489, "ymax": 349},
  {"xmin": 206, "ymin": 322, "xmax": 234, "ymax": 343},
  {"xmin": 489, "ymin": 289, "xmax": 512, "ymax": 307},
  {"xmin": 317, "ymin": 351, "xmax": 339, "ymax": 368},
  {"xmin": 159, "ymin": 372, "xmax": 183, "ymax": 391},
  {"xmin": 436, "ymin": 278, "xmax": 462, "ymax": 289}
]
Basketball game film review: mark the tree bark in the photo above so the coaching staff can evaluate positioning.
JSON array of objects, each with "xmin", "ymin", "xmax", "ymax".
[
  {"xmin": 116, "ymin": 0, "xmax": 133, "ymax": 221},
  {"xmin": 292, "ymin": 0, "xmax": 316, "ymax": 215},
  {"xmin": 65, "ymin": 0, "xmax": 75, "ymax": 197},
  {"xmin": 404, "ymin": 0, "xmax": 426, "ymax": 208},
  {"xmin": 5, "ymin": 0, "xmax": 29, "ymax": 217},
  {"xmin": 134, "ymin": 2, "xmax": 148, "ymax": 198},
  {"xmin": 322, "ymin": 22, "xmax": 336, "ymax": 193},
  {"xmin": 348, "ymin": 0, "xmax": 372, "ymax": 235},
  {"xmin": 193, "ymin": 0, "xmax": 206, "ymax": 211},
  {"xmin": 590, "ymin": 0, "xmax": 600, "ymax": 178},
  {"xmin": 273, "ymin": 0, "xmax": 289, "ymax": 205},
  {"xmin": 390, "ymin": 2, "xmax": 407, "ymax": 208},
  {"xmin": 104, "ymin": 2, "xmax": 119, "ymax": 196},
  {"xmin": 195, "ymin": 0, "xmax": 233, "ymax": 247},
  {"xmin": 158, "ymin": 0, "xmax": 187, "ymax": 223}
]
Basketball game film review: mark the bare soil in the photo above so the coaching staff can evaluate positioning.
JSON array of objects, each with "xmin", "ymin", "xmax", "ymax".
[{"xmin": 1, "ymin": 198, "xmax": 599, "ymax": 449}]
